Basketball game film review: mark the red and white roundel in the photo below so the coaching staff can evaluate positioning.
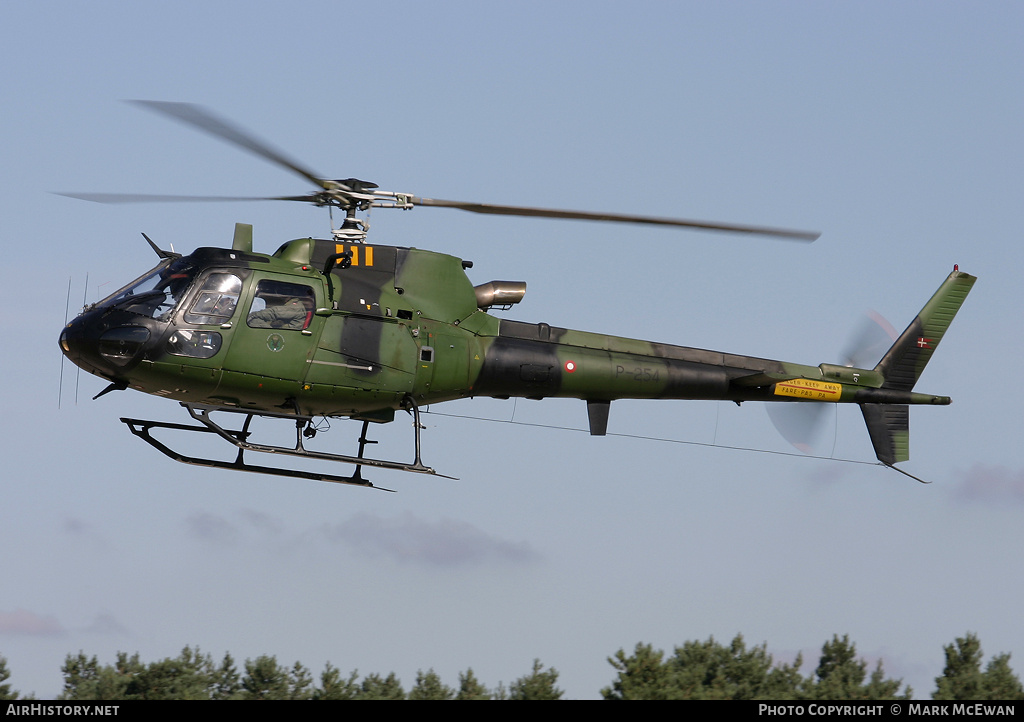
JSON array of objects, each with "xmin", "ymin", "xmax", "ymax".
[{"xmin": 564, "ymin": 360, "xmax": 577, "ymax": 373}]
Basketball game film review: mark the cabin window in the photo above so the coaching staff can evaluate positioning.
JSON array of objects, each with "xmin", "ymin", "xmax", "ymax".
[
  {"xmin": 184, "ymin": 272, "xmax": 243, "ymax": 325},
  {"xmin": 247, "ymin": 280, "xmax": 316, "ymax": 330},
  {"xmin": 166, "ymin": 330, "xmax": 223, "ymax": 359}
]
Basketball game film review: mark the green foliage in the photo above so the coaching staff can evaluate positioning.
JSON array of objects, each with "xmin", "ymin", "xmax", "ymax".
[
  {"xmin": 210, "ymin": 653, "xmax": 241, "ymax": 700},
  {"xmin": 763, "ymin": 652, "xmax": 806, "ymax": 699},
  {"xmin": 673, "ymin": 634, "xmax": 792, "ymax": 699},
  {"xmin": 809, "ymin": 634, "xmax": 863, "ymax": 697},
  {"xmin": 241, "ymin": 655, "xmax": 291, "ymax": 700},
  {"xmin": 314, "ymin": 663, "xmax": 360, "ymax": 700},
  {"xmin": 0, "ymin": 655, "xmax": 19, "ymax": 700},
  {"xmin": 982, "ymin": 654, "xmax": 1024, "ymax": 700},
  {"xmin": 603, "ymin": 635, "xmax": 805, "ymax": 700},
  {"xmin": 456, "ymin": 668, "xmax": 491, "ymax": 700},
  {"xmin": 934, "ymin": 633, "xmax": 984, "ymax": 700},
  {"xmin": 358, "ymin": 672, "xmax": 405, "ymax": 700},
  {"xmin": 59, "ymin": 652, "xmax": 128, "ymax": 700},
  {"xmin": 38, "ymin": 632, "xmax": 1023, "ymax": 700},
  {"xmin": 934, "ymin": 633, "xmax": 1024, "ymax": 700},
  {"xmin": 509, "ymin": 659, "xmax": 562, "ymax": 700},
  {"xmin": 602, "ymin": 643, "xmax": 671, "ymax": 700},
  {"xmin": 806, "ymin": 635, "xmax": 909, "ymax": 700},
  {"xmin": 408, "ymin": 668, "xmax": 455, "ymax": 700},
  {"xmin": 603, "ymin": 634, "xmax": 908, "ymax": 700},
  {"xmin": 287, "ymin": 661, "xmax": 314, "ymax": 700},
  {"xmin": 58, "ymin": 648, "xmax": 305, "ymax": 701},
  {"xmin": 123, "ymin": 649, "xmax": 195, "ymax": 700}
]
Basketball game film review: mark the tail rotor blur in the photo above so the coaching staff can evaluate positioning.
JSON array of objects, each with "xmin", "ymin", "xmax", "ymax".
[
  {"xmin": 766, "ymin": 310, "xmax": 896, "ymax": 455},
  {"xmin": 840, "ymin": 310, "xmax": 897, "ymax": 369}
]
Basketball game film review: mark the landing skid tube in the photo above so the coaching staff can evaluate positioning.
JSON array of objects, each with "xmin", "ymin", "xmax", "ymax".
[{"xmin": 120, "ymin": 398, "xmax": 453, "ymax": 489}]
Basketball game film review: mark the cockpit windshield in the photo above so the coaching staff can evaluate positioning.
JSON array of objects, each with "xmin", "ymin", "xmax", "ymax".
[{"xmin": 95, "ymin": 259, "xmax": 197, "ymax": 321}]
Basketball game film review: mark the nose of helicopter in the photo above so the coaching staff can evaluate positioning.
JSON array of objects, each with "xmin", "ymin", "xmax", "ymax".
[
  {"xmin": 59, "ymin": 315, "xmax": 104, "ymax": 376},
  {"xmin": 60, "ymin": 316, "xmax": 90, "ymax": 366},
  {"xmin": 59, "ymin": 314, "xmax": 152, "ymax": 378}
]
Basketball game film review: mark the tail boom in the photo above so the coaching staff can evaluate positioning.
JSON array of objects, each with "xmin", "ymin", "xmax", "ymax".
[{"xmin": 467, "ymin": 269, "xmax": 973, "ymax": 461}]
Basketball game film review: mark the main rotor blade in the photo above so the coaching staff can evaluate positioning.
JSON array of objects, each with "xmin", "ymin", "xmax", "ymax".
[
  {"xmin": 127, "ymin": 100, "xmax": 331, "ymax": 192},
  {"xmin": 409, "ymin": 197, "xmax": 820, "ymax": 241},
  {"xmin": 55, "ymin": 192, "xmax": 315, "ymax": 204}
]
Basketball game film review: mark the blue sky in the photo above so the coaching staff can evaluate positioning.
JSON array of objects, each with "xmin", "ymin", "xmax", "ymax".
[{"xmin": 2, "ymin": 1, "xmax": 1023, "ymax": 699}]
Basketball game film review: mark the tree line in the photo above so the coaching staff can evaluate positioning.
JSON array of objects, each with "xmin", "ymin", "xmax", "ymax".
[
  {"xmin": 1, "ymin": 632, "xmax": 1020, "ymax": 700},
  {"xmin": 602, "ymin": 633, "xmax": 1022, "ymax": 700}
]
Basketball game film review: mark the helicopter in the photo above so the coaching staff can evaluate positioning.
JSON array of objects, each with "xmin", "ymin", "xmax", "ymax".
[{"xmin": 59, "ymin": 101, "xmax": 976, "ymax": 489}]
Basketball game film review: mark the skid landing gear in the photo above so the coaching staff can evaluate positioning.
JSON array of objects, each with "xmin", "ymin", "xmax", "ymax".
[{"xmin": 120, "ymin": 396, "xmax": 453, "ymax": 490}]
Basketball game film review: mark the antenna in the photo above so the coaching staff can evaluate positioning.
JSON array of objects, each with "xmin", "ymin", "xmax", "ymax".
[
  {"xmin": 59, "ymin": 277, "xmax": 71, "ymax": 409},
  {"xmin": 75, "ymin": 274, "xmax": 88, "ymax": 405}
]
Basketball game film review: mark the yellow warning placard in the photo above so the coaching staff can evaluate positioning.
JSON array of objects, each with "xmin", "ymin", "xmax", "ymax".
[{"xmin": 773, "ymin": 378, "xmax": 842, "ymax": 401}]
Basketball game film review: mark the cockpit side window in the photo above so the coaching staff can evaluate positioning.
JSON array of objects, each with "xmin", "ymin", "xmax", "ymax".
[
  {"xmin": 247, "ymin": 280, "xmax": 315, "ymax": 330},
  {"xmin": 185, "ymin": 272, "xmax": 244, "ymax": 325}
]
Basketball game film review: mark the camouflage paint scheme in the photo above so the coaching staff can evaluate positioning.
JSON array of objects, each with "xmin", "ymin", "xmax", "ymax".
[{"xmin": 60, "ymin": 235, "xmax": 975, "ymax": 467}]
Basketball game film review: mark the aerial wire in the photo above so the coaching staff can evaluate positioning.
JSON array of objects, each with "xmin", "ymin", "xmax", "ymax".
[{"xmin": 421, "ymin": 408, "xmax": 882, "ymax": 469}]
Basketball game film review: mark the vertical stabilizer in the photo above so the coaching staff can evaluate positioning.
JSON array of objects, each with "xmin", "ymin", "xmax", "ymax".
[
  {"xmin": 875, "ymin": 269, "xmax": 976, "ymax": 392},
  {"xmin": 862, "ymin": 269, "xmax": 975, "ymax": 464}
]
